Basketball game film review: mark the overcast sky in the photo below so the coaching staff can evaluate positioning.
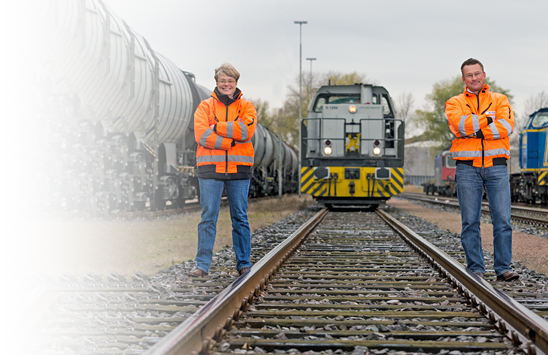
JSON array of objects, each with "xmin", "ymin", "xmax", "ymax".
[{"xmin": 85, "ymin": 1, "xmax": 548, "ymax": 117}]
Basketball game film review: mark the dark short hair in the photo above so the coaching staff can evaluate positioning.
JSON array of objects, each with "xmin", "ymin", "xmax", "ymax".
[{"xmin": 461, "ymin": 58, "xmax": 484, "ymax": 74}]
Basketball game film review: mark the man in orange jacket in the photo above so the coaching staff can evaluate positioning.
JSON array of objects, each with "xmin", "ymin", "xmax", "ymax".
[
  {"xmin": 446, "ymin": 58, "xmax": 518, "ymax": 282},
  {"xmin": 189, "ymin": 63, "xmax": 257, "ymax": 278}
]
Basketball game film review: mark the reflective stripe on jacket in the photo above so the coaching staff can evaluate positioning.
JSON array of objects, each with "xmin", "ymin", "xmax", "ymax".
[
  {"xmin": 194, "ymin": 90, "xmax": 257, "ymax": 174},
  {"xmin": 446, "ymin": 84, "xmax": 514, "ymax": 168}
]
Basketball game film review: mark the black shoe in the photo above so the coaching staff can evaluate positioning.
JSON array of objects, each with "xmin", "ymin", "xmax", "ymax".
[
  {"xmin": 239, "ymin": 267, "xmax": 250, "ymax": 276},
  {"xmin": 496, "ymin": 271, "xmax": 519, "ymax": 282},
  {"xmin": 189, "ymin": 268, "xmax": 208, "ymax": 277},
  {"xmin": 474, "ymin": 272, "xmax": 484, "ymax": 279}
]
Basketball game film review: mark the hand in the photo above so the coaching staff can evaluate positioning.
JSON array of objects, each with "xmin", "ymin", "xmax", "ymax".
[{"xmin": 209, "ymin": 124, "xmax": 215, "ymax": 129}]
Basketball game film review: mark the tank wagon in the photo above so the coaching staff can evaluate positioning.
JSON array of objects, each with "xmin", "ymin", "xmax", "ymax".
[
  {"xmin": 423, "ymin": 149, "xmax": 457, "ymax": 196},
  {"xmin": 301, "ymin": 84, "xmax": 405, "ymax": 209},
  {"xmin": 33, "ymin": 0, "xmax": 297, "ymax": 213},
  {"xmin": 511, "ymin": 107, "xmax": 548, "ymax": 204}
]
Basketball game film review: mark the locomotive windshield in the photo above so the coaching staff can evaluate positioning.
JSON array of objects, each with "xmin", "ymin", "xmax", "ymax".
[
  {"xmin": 532, "ymin": 113, "xmax": 548, "ymax": 128},
  {"xmin": 313, "ymin": 94, "xmax": 360, "ymax": 112},
  {"xmin": 312, "ymin": 93, "xmax": 394, "ymax": 118}
]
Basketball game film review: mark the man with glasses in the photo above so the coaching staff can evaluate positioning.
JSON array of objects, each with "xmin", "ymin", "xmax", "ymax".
[
  {"xmin": 189, "ymin": 63, "xmax": 257, "ymax": 278},
  {"xmin": 446, "ymin": 58, "xmax": 519, "ymax": 282}
]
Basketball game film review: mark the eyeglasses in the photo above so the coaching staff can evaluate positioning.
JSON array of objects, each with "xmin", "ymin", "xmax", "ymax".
[
  {"xmin": 217, "ymin": 79, "xmax": 236, "ymax": 85},
  {"xmin": 464, "ymin": 72, "xmax": 484, "ymax": 80}
]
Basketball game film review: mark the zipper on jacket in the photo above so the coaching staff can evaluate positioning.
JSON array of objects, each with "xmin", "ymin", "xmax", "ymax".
[
  {"xmin": 225, "ymin": 104, "xmax": 229, "ymax": 175},
  {"xmin": 481, "ymin": 102, "xmax": 492, "ymax": 115},
  {"xmin": 476, "ymin": 91, "xmax": 484, "ymax": 167},
  {"xmin": 225, "ymin": 151, "xmax": 228, "ymax": 176}
]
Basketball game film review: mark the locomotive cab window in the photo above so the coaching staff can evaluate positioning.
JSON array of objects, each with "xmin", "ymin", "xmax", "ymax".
[
  {"xmin": 313, "ymin": 94, "xmax": 361, "ymax": 113},
  {"xmin": 446, "ymin": 156, "xmax": 456, "ymax": 168},
  {"xmin": 532, "ymin": 113, "xmax": 548, "ymax": 128},
  {"xmin": 381, "ymin": 94, "xmax": 394, "ymax": 118}
]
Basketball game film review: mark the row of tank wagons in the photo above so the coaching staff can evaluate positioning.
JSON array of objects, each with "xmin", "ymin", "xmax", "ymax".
[
  {"xmin": 4, "ymin": 66, "xmax": 298, "ymax": 215},
  {"xmin": 424, "ymin": 108, "xmax": 548, "ymax": 204}
]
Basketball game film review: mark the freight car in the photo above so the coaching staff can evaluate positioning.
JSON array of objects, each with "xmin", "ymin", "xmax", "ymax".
[
  {"xmin": 33, "ymin": 0, "xmax": 297, "ymax": 213},
  {"xmin": 423, "ymin": 149, "xmax": 457, "ymax": 196},
  {"xmin": 510, "ymin": 107, "xmax": 548, "ymax": 204},
  {"xmin": 300, "ymin": 83, "xmax": 405, "ymax": 209}
]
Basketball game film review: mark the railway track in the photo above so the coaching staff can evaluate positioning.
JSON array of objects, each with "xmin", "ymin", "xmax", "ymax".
[
  {"xmin": 148, "ymin": 207, "xmax": 548, "ymax": 355},
  {"xmin": 400, "ymin": 193, "xmax": 548, "ymax": 228},
  {"xmin": 22, "ymin": 207, "xmax": 319, "ymax": 354}
]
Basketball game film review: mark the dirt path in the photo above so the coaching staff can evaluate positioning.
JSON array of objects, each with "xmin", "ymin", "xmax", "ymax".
[{"xmin": 388, "ymin": 198, "xmax": 548, "ymax": 276}]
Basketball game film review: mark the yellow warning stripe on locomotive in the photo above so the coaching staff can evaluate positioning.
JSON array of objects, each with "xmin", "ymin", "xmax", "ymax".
[
  {"xmin": 539, "ymin": 171, "xmax": 548, "ymax": 186},
  {"xmin": 179, "ymin": 166, "xmax": 195, "ymax": 176},
  {"xmin": 300, "ymin": 167, "xmax": 403, "ymax": 198}
]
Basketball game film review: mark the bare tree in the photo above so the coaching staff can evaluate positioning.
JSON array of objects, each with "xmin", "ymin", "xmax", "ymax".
[
  {"xmin": 518, "ymin": 91, "xmax": 548, "ymax": 130},
  {"xmin": 394, "ymin": 92, "xmax": 416, "ymax": 137}
]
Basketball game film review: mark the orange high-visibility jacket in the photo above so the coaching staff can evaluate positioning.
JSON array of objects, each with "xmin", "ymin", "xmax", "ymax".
[
  {"xmin": 194, "ymin": 90, "xmax": 257, "ymax": 175},
  {"xmin": 446, "ymin": 84, "xmax": 514, "ymax": 168}
]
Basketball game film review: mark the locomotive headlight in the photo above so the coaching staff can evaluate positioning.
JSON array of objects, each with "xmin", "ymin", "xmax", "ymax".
[
  {"xmin": 324, "ymin": 146, "xmax": 333, "ymax": 155},
  {"xmin": 373, "ymin": 147, "xmax": 381, "ymax": 155},
  {"xmin": 349, "ymin": 105, "xmax": 357, "ymax": 113}
]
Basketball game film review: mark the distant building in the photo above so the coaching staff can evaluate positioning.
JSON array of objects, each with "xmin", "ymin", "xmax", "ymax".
[{"xmin": 404, "ymin": 141, "xmax": 437, "ymax": 186}]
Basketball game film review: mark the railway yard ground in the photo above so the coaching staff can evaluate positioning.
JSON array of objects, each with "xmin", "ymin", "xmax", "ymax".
[
  {"xmin": 13, "ymin": 187, "xmax": 548, "ymax": 355},
  {"xmin": 390, "ymin": 197, "xmax": 548, "ymax": 277},
  {"xmin": 16, "ymin": 194, "xmax": 314, "ymax": 277}
]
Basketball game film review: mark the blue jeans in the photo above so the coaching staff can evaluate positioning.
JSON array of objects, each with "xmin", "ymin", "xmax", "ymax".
[
  {"xmin": 195, "ymin": 178, "xmax": 252, "ymax": 273},
  {"xmin": 456, "ymin": 164, "xmax": 513, "ymax": 276},
  {"xmin": 4, "ymin": 253, "xmax": 21, "ymax": 274}
]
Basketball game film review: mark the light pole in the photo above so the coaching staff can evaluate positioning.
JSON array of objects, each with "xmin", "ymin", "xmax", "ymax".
[
  {"xmin": 294, "ymin": 20, "xmax": 307, "ymax": 197},
  {"xmin": 306, "ymin": 57, "xmax": 316, "ymax": 101}
]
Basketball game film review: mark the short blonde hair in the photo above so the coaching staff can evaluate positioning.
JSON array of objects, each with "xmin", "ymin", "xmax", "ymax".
[{"xmin": 214, "ymin": 63, "xmax": 240, "ymax": 82}]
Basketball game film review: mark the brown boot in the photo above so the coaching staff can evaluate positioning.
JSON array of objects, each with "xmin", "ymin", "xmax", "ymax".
[
  {"xmin": 239, "ymin": 267, "xmax": 250, "ymax": 276},
  {"xmin": 189, "ymin": 268, "xmax": 208, "ymax": 277},
  {"xmin": 496, "ymin": 271, "xmax": 519, "ymax": 282}
]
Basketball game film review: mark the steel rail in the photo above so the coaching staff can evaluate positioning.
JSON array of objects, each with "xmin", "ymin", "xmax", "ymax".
[
  {"xmin": 400, "ymin": 193, "xmax": 548, "ymax": 227},
  {"xmin": 147, "ymin": 207, "xmax": 329, "ymax": 355},
  {"xmin": 376, "ymin": 208, "xmax": 548, "ymax": 355},
  {"xmin": 0, "ymin": 285, "xmax": 60, "ymax": 354}
]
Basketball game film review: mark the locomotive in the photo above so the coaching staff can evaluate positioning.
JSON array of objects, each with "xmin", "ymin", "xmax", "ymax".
[
  {"xmin": 423, "ymin": 149, "xmax": 457, "ymax": 196},
  {"xmin": 300, "ymin": 83, "xmax": 405, "ymax": 209},
  {"xmin": 511, "ymin": 107, "xmax": 548, "ymax": 204},
  {"xmin": 33, "ymin": 0, "xmax": 297, "ymax": 213}
]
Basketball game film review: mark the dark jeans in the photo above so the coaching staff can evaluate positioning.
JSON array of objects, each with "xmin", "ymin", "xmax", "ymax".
[{"xmin": 456, "ymin": 164, "xmax": 513, "ymax": 276}]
